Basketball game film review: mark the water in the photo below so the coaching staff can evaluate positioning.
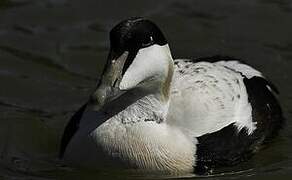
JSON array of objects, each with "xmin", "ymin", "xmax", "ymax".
[{"xmin": 0, "ymin": 0, "xmax": 292, "ymax": 179}]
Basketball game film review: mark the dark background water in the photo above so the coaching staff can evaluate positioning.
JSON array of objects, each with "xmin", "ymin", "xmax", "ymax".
[{"xmin": 0, "ymin": 0, "xmax": 292, "ymax": 179}]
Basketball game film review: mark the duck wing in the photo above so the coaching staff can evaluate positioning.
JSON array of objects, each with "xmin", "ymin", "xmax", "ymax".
[{"xmin": 168, "ymin": 57, "xmax": 283, "ymax": 173}]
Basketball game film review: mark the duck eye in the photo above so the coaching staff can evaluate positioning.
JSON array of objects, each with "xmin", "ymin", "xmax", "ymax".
[{"xmin": 141, "ymin": 36, "xmax": 154, "ymax": 47}]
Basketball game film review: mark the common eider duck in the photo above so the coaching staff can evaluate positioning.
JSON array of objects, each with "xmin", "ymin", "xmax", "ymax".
[{"xmin": 60, "ymin": 17, "xmax": 283, "ymax": 175}]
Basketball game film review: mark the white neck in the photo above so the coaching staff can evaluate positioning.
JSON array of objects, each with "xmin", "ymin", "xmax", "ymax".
[{"xmin": 119, "ymin": 44, "xmax": 174, "ymax": 102}]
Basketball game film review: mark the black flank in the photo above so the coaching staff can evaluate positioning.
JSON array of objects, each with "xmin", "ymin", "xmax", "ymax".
[{"xmin": 195, "ymin": 76, "xmax": 284, "ymax": 174}]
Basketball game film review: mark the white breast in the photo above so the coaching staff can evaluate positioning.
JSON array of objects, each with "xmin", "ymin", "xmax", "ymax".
[
  {"xmin": 167, "ymin": 60, "xmax": 257, "ymax": 136},
  {"xmin": 92, "ymin": 119, "xmax": 196, "ymax": 173},
  {"xmin": 64, "ymin": 93, "xmax": 196, "ymax": 173}
]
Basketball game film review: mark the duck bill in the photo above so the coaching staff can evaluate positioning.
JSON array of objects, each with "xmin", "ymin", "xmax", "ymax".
[{"xmin": 89, "ymin": 51, "xmax": 129, "ymax": 110}]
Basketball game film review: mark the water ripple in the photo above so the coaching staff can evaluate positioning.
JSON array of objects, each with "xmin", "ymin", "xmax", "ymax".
[
  {"xmin": 0, "ymin": 46, "xmax": 95, "ymax": 81},
  {"xmin": 0, "ymin": 0, "xmax": 32, "ymax": 10},
  {"xmin": 260, "ymin": 0, "xmax": 292, "ymax": 12},
  {"xmin": 169, "ymin": 2, "xmax": 227, "ymax": 21}
]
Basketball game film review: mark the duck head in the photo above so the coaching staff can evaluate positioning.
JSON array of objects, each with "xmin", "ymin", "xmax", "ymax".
[{"xmin": 90, "ymin": 17, "xmax": 174, "ymax": 109}]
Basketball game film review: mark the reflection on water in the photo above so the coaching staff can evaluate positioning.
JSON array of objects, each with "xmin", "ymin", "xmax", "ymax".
[{"xmin": 0, "ymin": 0, "xmax": 292, "ymax": 179}]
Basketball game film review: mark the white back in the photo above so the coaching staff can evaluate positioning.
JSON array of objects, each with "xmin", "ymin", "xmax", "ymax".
[
  {"xmin": 167, "ymin": 60, "xmax": 258, "ymax": 137},
  {"xmin": 216, "ymin": 61, "xmax": 263, "ymax": 79}
]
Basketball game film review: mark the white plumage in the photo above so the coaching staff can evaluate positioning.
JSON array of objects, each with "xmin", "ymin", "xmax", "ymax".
[
  {"xmin": 168, "ymin": 60, "xmax": 257, "ymax": 136},
  {"xmin": 63, "ymin": 53, "xmax": 262, "ymax": 172},
  {"xmin": 61, "ymin": 18, "xmax": 283, "ymax": 175}
]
